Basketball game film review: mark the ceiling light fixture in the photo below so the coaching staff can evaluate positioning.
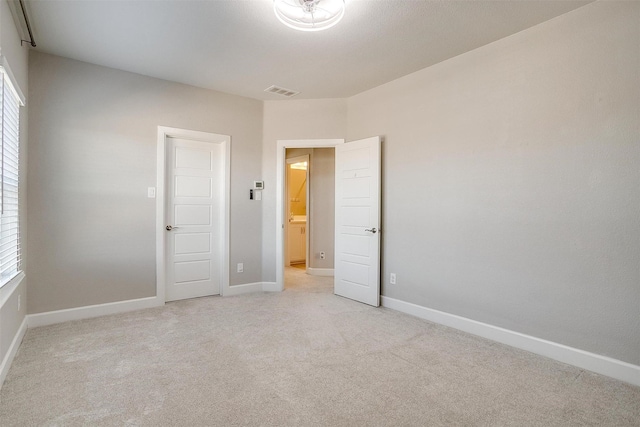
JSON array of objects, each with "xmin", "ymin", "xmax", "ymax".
[
  {"xmin": 290, "ymin": 162, "xmax": 308, "ymax": 170},
  {"xmin": 274, "ymin": 0, "xmax": 345, "ymax": 32}
]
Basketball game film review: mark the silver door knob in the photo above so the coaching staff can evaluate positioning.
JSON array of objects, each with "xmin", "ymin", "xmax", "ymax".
[
  {"xmin": 166, "ymin": 225, "xmax": 179, "ymax": 231},
  {"xmin": 365, "ymin": 227, "xmax": 377, "ymax": 234}
]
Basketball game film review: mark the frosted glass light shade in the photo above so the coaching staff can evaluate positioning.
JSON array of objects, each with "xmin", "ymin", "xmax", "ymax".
[{"xmin": 274, "ymin": 0, "xmax": 345, "ymax": 32}]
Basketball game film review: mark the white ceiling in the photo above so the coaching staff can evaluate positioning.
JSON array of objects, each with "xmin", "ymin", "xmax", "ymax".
[{"xmin": 25, "ymin": 0, "xmax": 592, "ymax": 101}]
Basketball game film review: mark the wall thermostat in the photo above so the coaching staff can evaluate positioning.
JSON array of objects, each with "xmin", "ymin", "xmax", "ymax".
[{"xmin": 253, "ymin": 181, "xmax": 264, "ymax": 190}]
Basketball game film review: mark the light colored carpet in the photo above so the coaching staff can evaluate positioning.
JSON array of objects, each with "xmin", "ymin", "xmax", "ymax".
[{"xmin": 1, "ymin": 267, "xmax": 639, "ymax": 426}]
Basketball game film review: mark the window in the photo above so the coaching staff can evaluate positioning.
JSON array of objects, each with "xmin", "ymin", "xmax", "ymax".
[{"xmin": 0, "ymin": 62, "xmax": 24, "ymax": 287}]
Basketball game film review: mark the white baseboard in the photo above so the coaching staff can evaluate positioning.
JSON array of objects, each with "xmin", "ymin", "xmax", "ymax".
[
  {"xmin": 261, "ymin": 282, "xmax": 280, "ymax": 292},
  {"xmin": 0, "ymin": 316, "xmax": 27, "ymax": 389},
  {"xmin": 27, "ymin": 282, "xmax": 280, "ymax": 327},
  {"xmin": 27, "ymin": 296, "xmax": 164, "ymax": 328},
  {"xmin": 307, "ymin": 268, "xmax": 334, "ymax": 277},
  {"xmin": 381, "ymin": 296, "xmax": 640, "ymax": 387},
  {"xmin": 224, "ymin": 282, "xmax": 264, "ymax": 296}
]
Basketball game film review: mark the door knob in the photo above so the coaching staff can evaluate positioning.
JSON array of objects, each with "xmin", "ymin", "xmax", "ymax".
[
  {"xmin": 166, "ymin": 225, "xmax": 180, "ymax": 231},
  {"xmin": 365, "ymin": 227, "xmax": 377, "ymax": 234}
]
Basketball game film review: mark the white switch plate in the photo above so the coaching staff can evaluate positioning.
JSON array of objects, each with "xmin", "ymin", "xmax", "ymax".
[
  {"xmin": 255, "ymin": 191, "xmax": 262, "ymax": 201},
  {"xmin": 390, "ymin": 273, "xmax": 396, "ymax": 285},
  {"xmin": 237, "ymin": 263, "xmax": 244, "ymax": 273},
  {"xmin": 147, "ymin": 187, "xmax": 156, "ymax": 198}
]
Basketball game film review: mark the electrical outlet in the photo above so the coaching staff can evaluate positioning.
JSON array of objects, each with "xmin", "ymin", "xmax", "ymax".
[
  {"xmin": 320, "ymin": 251, "xmax": 325, "ymax": 260},
  {"xmin": 390, "ymin": 273, "xmax": 396, "ymax": 285},
  {"xmin": 237, "ymin": 263, "xmax": 244, "ymax": 273},
  {"xmin": 18, "ymin": 294, "xmax": 21, "ymax": 311}
]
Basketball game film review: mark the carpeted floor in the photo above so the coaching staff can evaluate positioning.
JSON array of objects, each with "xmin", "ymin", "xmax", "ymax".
[{"xmin": 1, "ymin": 267, "xmax": 639, "ymax": 426}]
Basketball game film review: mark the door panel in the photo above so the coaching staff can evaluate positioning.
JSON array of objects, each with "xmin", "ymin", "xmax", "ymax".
[
  {"xmin": 166, "ymin": 137, "xmax": 222, "ymax": 301},
  {"xmin": 175, "ymin": 233, "xmax": 211, "ymax": 255},
  {"xmin": 342, "ymin": 234, "xmax": 369, "ymax": 257},
  {"xmin": 176, "ymin": 147, "xmax": 212, "ymax": 170},
  {"xmin": 342, "ymin": 206, "xmax": 370, "ymax": 225},
  {"xmin": 175, "ymin": 205, "xmax": 211, "ymax": 225},
  {"xmin": 343, "ymin": 178, "xmax": 370, "ymax": 198},
  {"xmin": 174, "ymin": 260, "xmax": 210, "ymax": 283},
  {"xmin": 334, "ymin": 136, "xmax": 381, "ymax": 306},
  {"xmin": 175, "ymin": 176, "xmax": 212, "ymax": 197}
]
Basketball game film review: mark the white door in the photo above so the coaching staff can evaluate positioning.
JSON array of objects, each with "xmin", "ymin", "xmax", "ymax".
[
  {"xmin": 334, "ymin": 136, "xmax": 381, "ymax": 306},
  {"xmin": 165, "ymin": 137, "xmax": 222, "ymax": 301}
]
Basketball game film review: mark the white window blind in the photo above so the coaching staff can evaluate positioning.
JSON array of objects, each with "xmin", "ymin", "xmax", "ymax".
[{"xmin": 0, "ymin": 66, "xmax": 22, "ymax": 286}]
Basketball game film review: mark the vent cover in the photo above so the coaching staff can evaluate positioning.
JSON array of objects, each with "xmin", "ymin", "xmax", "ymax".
[{"xmin": 264, "ymin": 85, "xmax": 300, "ymax": 98}]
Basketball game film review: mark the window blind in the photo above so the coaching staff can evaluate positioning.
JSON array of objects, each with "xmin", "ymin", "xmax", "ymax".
[{"xmin": 0, "ymin": 67, "xmax": 22, "ymax": 286}]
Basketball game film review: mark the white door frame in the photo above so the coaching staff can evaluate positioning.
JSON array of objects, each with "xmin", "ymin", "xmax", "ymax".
[
  {"xmin": 156, "ymin": 126, "xmax": 231, "ymax": 301},
  {"xmin": 276, "ymin": 139, "xmax": 344, "ymax": 292}
]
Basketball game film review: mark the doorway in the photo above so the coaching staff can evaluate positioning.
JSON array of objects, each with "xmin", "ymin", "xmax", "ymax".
[
  {"xmin": 285, "ymin": 154, "xmax": 309, "ymax": 272},
  {"xmin": 276, "ymin": 139, "xmax": 344, "ymax": 292},
  {"xmin": 276, "ymin": 137, "xmax": 382, "ymax": 307}
]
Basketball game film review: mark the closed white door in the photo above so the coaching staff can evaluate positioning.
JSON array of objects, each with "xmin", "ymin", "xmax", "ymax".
[
  {"xmin": 334, "ymin": 136, "xmax": 381, "ymax": 306},
  {"xmin": 165, "ymin": 137, "xmax": 222, "ymax": 301}
]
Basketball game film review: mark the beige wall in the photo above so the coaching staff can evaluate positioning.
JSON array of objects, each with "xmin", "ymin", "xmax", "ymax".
[
  {"xmin": 27, "ymin": 52, "xmax": 263, "ymax": 314},
  {"xmin": 0, "ymin": 0, "xmax": 29, "ymax": 368},
  {"xmin": 309, "ymin": 148, "xmax": 335, "ymax": 270},
  {"xmin": 347, "ymin": 2, "xmax": 639, "ymax": 365},
  {"xmin": 262, "ymin": 99, "xmax": 346, "ymax": 279}
]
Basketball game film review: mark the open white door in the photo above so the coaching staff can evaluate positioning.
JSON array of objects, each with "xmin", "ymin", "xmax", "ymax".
[{"xmin": 334, "ymin": 136, "xmax": 381, "ymax": 306}]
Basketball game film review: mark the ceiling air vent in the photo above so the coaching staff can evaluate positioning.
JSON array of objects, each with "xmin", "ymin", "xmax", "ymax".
[{"xmin": 264, "ymin": 85, "xmax": 299, "ymax": 98}]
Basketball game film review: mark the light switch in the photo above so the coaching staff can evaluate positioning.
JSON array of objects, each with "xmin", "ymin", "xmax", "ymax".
[
  {"xmin": 255, "ymin": 191, "xmax": 262, "ymax": 201},
  {"xmin": 147, "ymin": 187, "xmax": 156, "ymax": 198}
]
